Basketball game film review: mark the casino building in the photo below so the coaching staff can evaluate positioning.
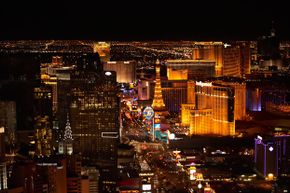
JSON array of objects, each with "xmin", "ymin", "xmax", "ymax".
[{"xmin": 182, "ymin": 80, "xmax": 246, "ymax": 136}]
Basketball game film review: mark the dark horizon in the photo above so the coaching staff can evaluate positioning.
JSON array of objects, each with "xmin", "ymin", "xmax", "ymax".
[{"xmin": 0, "ymin": 0, "xmax": 289, "ymax": 41}]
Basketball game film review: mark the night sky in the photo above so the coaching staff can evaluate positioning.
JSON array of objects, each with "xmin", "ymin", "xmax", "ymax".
[{"xmin": 0, "ymin": 0, "xmax": 289, "ymax": 40}]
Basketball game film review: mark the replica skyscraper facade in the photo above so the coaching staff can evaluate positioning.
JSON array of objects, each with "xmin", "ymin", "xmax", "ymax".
[{"xmin": 57, "ymin": 54, "xmax": 119, "ymax": 192}]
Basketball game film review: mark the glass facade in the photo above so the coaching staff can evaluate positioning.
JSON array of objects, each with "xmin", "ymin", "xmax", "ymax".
[{"xmin": 57, "ymin": 65, "xmax": 119, "ymax": 192}]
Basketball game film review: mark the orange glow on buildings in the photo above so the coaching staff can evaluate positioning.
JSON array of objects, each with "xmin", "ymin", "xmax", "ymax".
[
  {"xmin": 167, "ymin": 68, "xmax": 188, "ymax": 80},
  {"xmin": 189, "ymin": 109, "xmax": 212, "ymax": 135},
  {"xmin": 166, "ymin": 60, "xmax": 215, "ymax": 80},
  {"xmin": 192, "ymin": 42, "xmax": 223, "ymax": 76},
  {"xmin": 191, "ymin": 42, "xmax": 251, "ymax": 77},
  {"xmin": 181, "ymin": 104, "xmax": 195, "ymax": 125},
  {"xmin": 214, "ymin": 81, "xmax": 246, "ymax": 120},
  {"xmin": 223, "ymin": 46, "xmax": 241, "ymax": 77},
  {"xmin": 181, "ymin": 81, "xmax": 246, "ymax": 136},
  {"xmin": 93, "ymin": 42, "xmax": 110, "ymax": 62}
]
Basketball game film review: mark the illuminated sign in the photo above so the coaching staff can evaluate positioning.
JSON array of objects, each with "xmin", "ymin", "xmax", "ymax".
[
  {"xmin": 142, "ymin": 184, "xmax": 151, "ymax": 190},
  {"xmin": 0, "ymin": 127, "xmax": 4, "ymax": 133},
  {"xmin": 154, "ymin": 124, "xmax": 161, "ymax": 129},
  {"xmin": 196, "ymin": 81, "xmax": 212, "ymax": 87},
  {"xmin": 139, "ymin": 173, "xmax": 154, "ymax": 177},
  {"xmin": 154, "ymin": 118, "xmax": 160, "ymax": 123},
  {"xmin": 101, "ymin": 132, "xmax": 119, "ymax": 138},
  {"xmin": 143, "ymin": 107, "xmax": 154, "ymax": 120}
]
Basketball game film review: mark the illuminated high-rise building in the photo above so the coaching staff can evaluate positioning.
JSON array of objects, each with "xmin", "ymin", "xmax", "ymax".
[
  {"xmin": 192, "ymin": 42, "xmax": 223, "ymax": 76},
  {"xmin": 0, "ymin": 127, "xmax": 8, "ymax": 191},
  {"xmin": 191, "ymin": 42, "xmax": 251, "ymax": 77},
  {"xmin": 193, "ymin": 81, "xmax": 235, "ymax": 136},
  {"xmin": 189, "ymin": 109, "xmax": 212, "ymax": 135},
  {"xmin": 0, "ymin": 101, "xmax": 16, "ymax": 154},
  {"xmin": 103, "ymin": 61, "xmax": 136, "ymax": 83},
  {"xmin": 181, "ymin": 104, "xmax": 195, "ymax": 126},
  {"xmin": 238, "ymin": 41, "xmax": 251, "ymax": 76},
  {"xmin": 57, "ymin": 54, "xmax": 119, "ymax": 192},
  {"xmin": 0, "ymin": 162, "xmax": 7, "ymax": 191},
  {"xmin": 182, "ymin": 81, "xmax": 236, "ymax": 136},
  {"xmin": 166, "ymin": 60, "xmax": 216, "ymax": 80},
  {"xmin": 223, "ymin": 45, "xmax": 241, "ymax": 77},
  {"xmin": 0, "ymin": 127, "xmax": 4, "ymax": 159},
  {"xmin": 81, "ymin": 166, "xmax": 100, "ymax": 193},
  {"xmin": 214, "ymin": 80, "xmax": 246, "ymax": 120},
  {"xmin": 255, "ymin": 136, "xmax": 278, "ymax": 178},
  {"xmin": 161, "ymin": 83, "xmax": 187, "ymax": 113},
  {"xmin": 33, "ymin": 84, "xmax": 53, "ymax": 119},
  {"xmin": 40, "ymin": 56, "xmax": 64, "ymax": 113},
  {"xmin": 247, "ymin": 88, "xmax": 262, "ymax": 112},
  {"xmin": 35, "ymin": 116, "xmax": 53, "ymax": 157},
  {"xmin": 254, "ymin": 135, "xmax": 290, "ymax": 179},
  {"xmin": 187, "ymin": 81, "xmax": 196, "ymax": 104},
  {"xmin": 33, "ymin": 83, "xmax": 54, "ymax": 157},
  {"xmin": 274, "ymin": 135, "xmax": 290, "ymax": 177}
]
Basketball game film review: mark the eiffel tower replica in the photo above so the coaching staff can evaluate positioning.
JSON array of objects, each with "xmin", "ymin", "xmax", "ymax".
[{"xmin": 152, "ymin": 59, "xmax": 168, "ymax": 117}]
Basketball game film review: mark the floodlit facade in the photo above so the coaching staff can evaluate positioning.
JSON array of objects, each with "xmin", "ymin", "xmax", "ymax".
[
  {"xmin": 192, "ymin": 42, "xmax": 223, "ymax": 76},
  {"xmin": 214, "ymin": 81, "xmax": 246, "ymax": 120},
  {"xmin": 223, "ymin": 46, "xmax": 241, "ymax": 77},
  {"xmin": 166, "ymin": 59, "xmax": 216, "ymax": 80},
  {"xmin": 191, "ymin": 42, "xmax": 251, "ymax": 77},
  {"xmin": 189, "ymin": 109, "xmax": 212, "ymax": 135},
  {"xmin": 104, "ymin": 61, "xmax": 136, "ymax": 83},
  {"xmin": 181, "ymin": 104, "xmax": 195, "ymax": 125},
  {"xmin": 182, "ymin": 79, "xmax": 246, "ymax": 136},
  {"xmin": 193, "ymin": 81, "xmax": 235, "ymax": 136}
]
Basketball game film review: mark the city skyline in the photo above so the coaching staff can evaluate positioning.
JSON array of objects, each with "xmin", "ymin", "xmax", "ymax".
[
  {"xmin": 1, "ymin": 1, "xmax": 290, "ymax": 191},
  {"xmin": 0, "ymin": 39, "xmax": 290, "ymax": 192}
]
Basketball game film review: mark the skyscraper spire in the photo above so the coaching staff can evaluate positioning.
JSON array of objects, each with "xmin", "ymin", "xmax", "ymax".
[
  {"xmin": 59, "ymin": 113, "xmax": 74, "ymax": 155},
  {"xmin": 64, "ymin": 114, "xmax": 73, "ymax": 141},
  {"xmin": 152, "ymin": 59, "xmax": 167, "ymax": 112}
]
